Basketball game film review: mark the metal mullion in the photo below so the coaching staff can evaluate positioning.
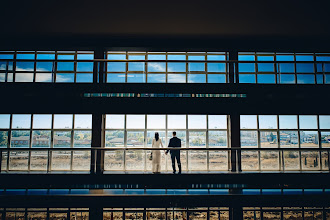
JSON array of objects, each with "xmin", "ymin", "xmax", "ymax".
[
  {"xmin": 74, "ymin": 52, "xmax": 77, "ymax": 83},
  {"xmin": 317, "ymin": 115, "xmax": 322, "ymax": 171},
  {"xmin": 186, "ymin": 53, "xmax": 188, "ymax": 83},
  {"xmin": 12, "ymin": 52, "xmax": 17, "ymax": 82},
  {"xmin": 28, "ymin": 114, "xmax": 33, "ymax": 171},
  {"xmin": 49, "ymin": 114, "xmax": 55, "ymax": 172},
  {"xmin": 186, "ymin": 114, "xmax": 189, "ymax": 171},
  {"xmin": 205, "ymin": 53, "xmax": 208, "ymax": 83},
  {"xmin": 5, "ymin": 60, "xmax": 8, "ymax": 82},
  {"xmin": 144, "ymin": 114, "xmax": 147, "ymax": 172},
  {"xmin": 294, "ymin": 53, "xmax": 297, "ymax": 84},
  {"xmin": 257, "ymin": 115, "xmax": 261, "ymax": 171},
  {"xmin": 145, "ymin": 53, "xmax": 148, "ymax": 83},
  {"xmin": 313, "ymin": 53, "xmax": 317, "ymax": 84},
  {"xmin": 7, "ymin": 114, "xmax": 13, "ymax": 171},
  {"xmin": 165, "ymin": 53, "xmax": 168, "ymax": 83},
  {"xmin": 125, "ymin": 52, "xmax": 128, "ymax": 83},
  {"xmin": 276, "ymin": 115, "xmax": 281, "ymax": 171},
  {"xmin": 297, "ymin": 115, "xmax": 302, "ymax": 171},
  {"xmin": 165, "ymin": 114, "xmax": 168, "ymax": 172},
  {"xmin": 124, "ymin": 114, "xmax": 127, "ymax": 171},
  {"xmin": 33, "ymin": 51, "xmax": 37, "ymax": 83},
  {"xmin": 54, "ymin": 52, "xmax": 58, "ymax": 83},
  {"xmin": 255, "ymin": 53, "xmax": 258, "ymax": 83},
  {"xmin": 70, "ymin": 114, "xmax": 75, "ymax": 171},
  {"xmin": 206, "ymin": 115, "xmax": 209, "ymax": 172}
]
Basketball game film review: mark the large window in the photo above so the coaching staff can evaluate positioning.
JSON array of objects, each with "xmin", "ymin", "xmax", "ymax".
[
  {"xmin": 240, "ymin": 115, "xmax": 330, "ymax": 171},
  {"xmin": 0, "ymin": 114, "xmax": 92, "ymax": 172},
  {"xmin": 104, "ymin": 114, "xmax": 229, "ymax": 172},
  {"xmin": 106, "ymin": 52, "xmax": 229, "ymax": 83},
  {"xmin": 0, "ymin": 51, "xmax": 94, "ymax": 83},
  {"xmin": 238, "ymin": 52, "xmax": 330, "ymax": 84}
]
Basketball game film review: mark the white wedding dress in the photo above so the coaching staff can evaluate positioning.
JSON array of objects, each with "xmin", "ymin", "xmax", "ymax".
[{"xmin": 152, "ymin": 138, "xmax": 164, "ymax": 173}]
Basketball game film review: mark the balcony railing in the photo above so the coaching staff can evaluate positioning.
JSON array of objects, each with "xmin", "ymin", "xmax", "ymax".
[{"xmin": 0, "ymin": 147, "xmax": 329, "ymax": 173}]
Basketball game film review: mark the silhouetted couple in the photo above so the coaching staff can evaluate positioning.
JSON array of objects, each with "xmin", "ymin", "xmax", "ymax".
[{"xmin": 151, "ymin": 131, "xmax": 181, "ymax": 174}]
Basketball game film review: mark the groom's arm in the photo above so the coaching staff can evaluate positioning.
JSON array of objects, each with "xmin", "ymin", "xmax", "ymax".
[{"xmin": 166, "ymin": 139, "xmax": 171, "ymax": 154}]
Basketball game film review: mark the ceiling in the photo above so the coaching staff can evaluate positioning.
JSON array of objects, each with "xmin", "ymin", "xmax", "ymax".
[{"xmin": 2, "ymin": 0, "xmax": 330, "ymax": 51}]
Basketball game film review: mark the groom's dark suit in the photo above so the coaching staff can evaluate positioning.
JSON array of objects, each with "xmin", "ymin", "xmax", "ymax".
[{"xmin": 166, "ymin": 137, "xmax": 182, "ymax": 173}]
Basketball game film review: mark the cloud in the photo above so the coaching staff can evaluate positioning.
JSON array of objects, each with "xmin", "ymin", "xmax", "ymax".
[{"xmin": 148, "ymin": 63, "xmax": 166, "ymax": 72}]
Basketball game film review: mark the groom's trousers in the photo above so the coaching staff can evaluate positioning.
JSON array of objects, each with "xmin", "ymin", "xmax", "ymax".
[{"xmin": 170, "ymin": 151, "xmax": 181, "ymax": 173}]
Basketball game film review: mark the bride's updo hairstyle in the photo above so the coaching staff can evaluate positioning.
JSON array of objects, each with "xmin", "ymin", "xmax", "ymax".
[{"xmin": 155, "ymin": 132, "xmax": 159, "ymax": 141}]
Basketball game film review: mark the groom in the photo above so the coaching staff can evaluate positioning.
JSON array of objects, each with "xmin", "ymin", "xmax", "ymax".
[{"xmin": 165, "ymin": 131, "xmax": 182, "ymax": 174}]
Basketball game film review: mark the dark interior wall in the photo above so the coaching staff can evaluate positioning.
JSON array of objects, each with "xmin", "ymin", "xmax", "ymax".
[{"xmin": 1, "ymin": 0, "xmax": 330, "ymax": 51}]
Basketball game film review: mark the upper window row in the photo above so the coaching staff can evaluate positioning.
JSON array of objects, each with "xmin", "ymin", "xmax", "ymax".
[
  {"xmin": 0, "ymin": 114, "xmax": 92, "ymax": 129},
  {"xmin": 240, "ymin": 115, "xmax": 330, "ymax": 129}
]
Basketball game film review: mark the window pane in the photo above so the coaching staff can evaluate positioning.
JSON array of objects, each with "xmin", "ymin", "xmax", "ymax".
[
  {"xmin": 57, "ymin": 62, "xmax": 74, "ymax": 71},
  {"xmin": 188, "ymin": 63, "xmax": 205, "ymax": 72},
  {"xmin": 279, "ymin": 74, "xmax": 295, "ymax": 84},
  {"xmin": 74, "ymin": 114, "xmax": 92, "ymax": 129},
  {"xmin": 148, "ymin": 54, "xmax": 166, "ymax": 60},
  {"xmin": 128, "ymin": 62, "xmax": 145, "ymax": 71},
  {"xmin": 0, "ymin": 131, "xmax": 8, "ymax": 148},
  {"xmin": 258, "ymin": 63, "xmax": 274, "ymax": 72},
  {"xmin": 208, "ymin": 131, "xmax": 227, "ymax": 147},
  {"xmin": 77, "ymin": 54, "xmax": 93, "ymax": 60},
  {"xmin": 16, "ymin": 62, "xmax": 34, "ymax": 71},
  {"xmin": 12, "ymin": 114, "xmax": 31, "ymax": 129},
  {"xmin": 208, "ymin": 63, "xmax": 226, "ymax": 72},
  {"xmin": 0, "ymin": 114, "xmax": 10, "ymax": 129},
  {"xmin": 240, "ymin": 115, "xmax": 257, "ymax": 129},
  {"xmin": 74, "ymin": 131, "xmax": 91, "ymax": 147},
  {"xmin": 321, "ymin": 132, "xmax": 330, "ymax": 148},
  {"xmin": 189, "ymin": 131, "xmax": 206, "ymax": 147},
  {"xmin": 51, "ymin": 151, "xmax": 71, "ymax": 170},
  {"xmin": 300, "ymin": 131, "xmax": 318, "ymax": 148},
  {"xmin": 11, "ymin": 130, "xmax": 30, "ymax": 147},
  {"xmin": 106, "ymin": 115, "xmax": 125, "ymax": 129},
  {"xmin": 147, "ymin": 115, "xmax": 165, "ymax": 129},
  {"xmin": 208, "ymin": 115, "xmax": 227, "ymax": 129},
  {"xmin": 107, "ymin": 73, "xmax": 125, "ymax": 83},
  {"xmin": 147, "ymin": 63, "xmax": 165, "ymax": 72},
  {"xmin": 54, "ymin": 131, "xmax": 71, "ymax": 148},
  {"xmin": 188, "ymin": 74, "xmax": 206, "ymax": 83},
  {"xmin": 76, "ymin": 74, "xmax": 93, "ymax": 83},
  {"xmin": 207, "ymin": 55, "xmax": 226, "ymax": 60},
  {"xmin": 167, "ymin": 131, "xmax": 186, "ymax": 147},
  {"xmin": 17, "ymin": 54, "xmax": 35, "ymax": 59},
  {"xmin": 56, "ymin": 73, "xmax": 74, "ymax": 82},
  {"xmin": 188, "ymin": 115, "xmax": 206, "ymax": 129},
  {"xmin": 279, "ymin": 115, "xmax": 298, "ymax": 129},
  {"xmin": 105, "ymin": 130, "xmax": 124, "ymax": 147},
  {"xmin": 296, "ymin": 55, "xmax": 313, "ymax": 61},
  {"xmin": 241, "ymin": 131, "xmax": 258, "ymax": 148},
  {"xmin": 238, "ymin": 55, "xmax": 255, "ymax": 61},
  {"xmin": 168, "ymin": 74, "xmax": 186, "ymax": 83},
  {"xmin": 32, "ymin": 130, "xmax": 51, "ymax": 147},
  {"xmin": 239, "ymin": 63, "xmax": 255, "ymax": 72},
  {"xmin": 207, "ymin": 74, "xmax": 226, "ymax": 83},
  {"xmin": 239, "ymin": 74, "xmax": 256, "ymax": 83},
  {"xmin": 301, "ymin": 151, "xmax": 320, "ymax": 170},
  {"xmin": 241, "ymin": 151, "xmax": 259, "ymax": 170},
  {"xmin": 260, "ymin": 151, "xmax": 279, "ymax": 170},
  {"xmin": 33, "ymin": 114, "xmax": 52, "ymax": 129},
  {"xmin": 276, "ymin": 55, "xmax": 294, "ymax": 61},
  {"xmin": 260, "ymin": 131, "xmax": 278, "ymax": 148},
  {"xmin": 35, "ymin": 73, "xmax": 53, "ymax": 82},
  {"xmin": 168, "ymin": 115, "xmax": 186, "ymax": 129},
  {"xmin": 36, "ymin": 62, "xmax": 53, "ymax": 72},
  {"xmin": 127, "ymin": 131, "xmax": 144, "ymax": 148},
  {"xmin": 259, "ymin": 115, "xmax": 277, "ymax": 129},
  {"xmin": 299, "ymin": 115, "xmax": 317, "ymax": 129},
  {"xmin": 280, "ymin": 131, "xmax": 298, "ymax": 147},
  {"xmin": 188, "ymin": 151, "xmax": 207, "ymax": 170},
  {"xmin": 257, "ymin": 74, "xmax": 275, "ymax": 83},
  {"xmin": 319, "ymin": 115, "xmax": 330, "ymax": 129},
  {"xmin": 107, "ymin": 54, "xmax": 126, "ymax": 60},
  {"xmin": 168, "ymin": 63, "xmax": 186, "ymax": 72},
  {"xmin": 127, "ymin": 74, "xmax": 145, "ymax": 83},
  {"xmin": 297, "ymin": 74, "xmax": 315, "ymax": 84},
  {"xmin": 126, "ymin": 115, "xmax": 145, "ymax": 129},
  {"xmin": 77, "ymin": 62, "xmax": 93, "ymax": 72},
  {"xmin": 168, "ymin": 55, "xmax": 186, "ymax": 60},
  {"xmin": 54, "ymin": 115, "xmax": 73, "ymax": 129},
  {"xmin": 107, "ymin": 62, "xmax": 126, "ymax": 72},
  {"xmin": 15, "ymin": 73, "xmax": 33, "ymax": 82},
  {"xmin": 147, "ymin": 74, "xmax": 166, "ymax": 83},
  {"xmin": 296, "ymin": 64, "xmax": 314, "ymax": 73},
  {"xmin": 278, "ymin": 63, "xmax": 294, "ymax": 73}
]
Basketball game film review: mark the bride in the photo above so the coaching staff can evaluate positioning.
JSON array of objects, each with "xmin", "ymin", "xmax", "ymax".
[{"xmin": 151, "ymin": 132, "xmax": 164, "ymax": 174}]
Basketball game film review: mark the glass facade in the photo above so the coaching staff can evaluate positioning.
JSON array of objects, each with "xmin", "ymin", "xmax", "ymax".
[
  {"xmin": 0, "ymin": 51, "xmax": 94, "ymax": 83},
  {"xmin": 238, "ymin": 52, "xmax": 330, "ymax": 84},
  {"xmin": 0, "ymin": 114, "xmax": 92, "ymax": 171},
  {"xmin": 104, "ymin": 114, "xmax": 229, "ymax": 172},
  {"xmin": 106, "ymin": 52, "xmax": 228, "ymax": 83},
  {"xmin": 241, "ymin": 115, "xmax": 330, "ymax": 171}
]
